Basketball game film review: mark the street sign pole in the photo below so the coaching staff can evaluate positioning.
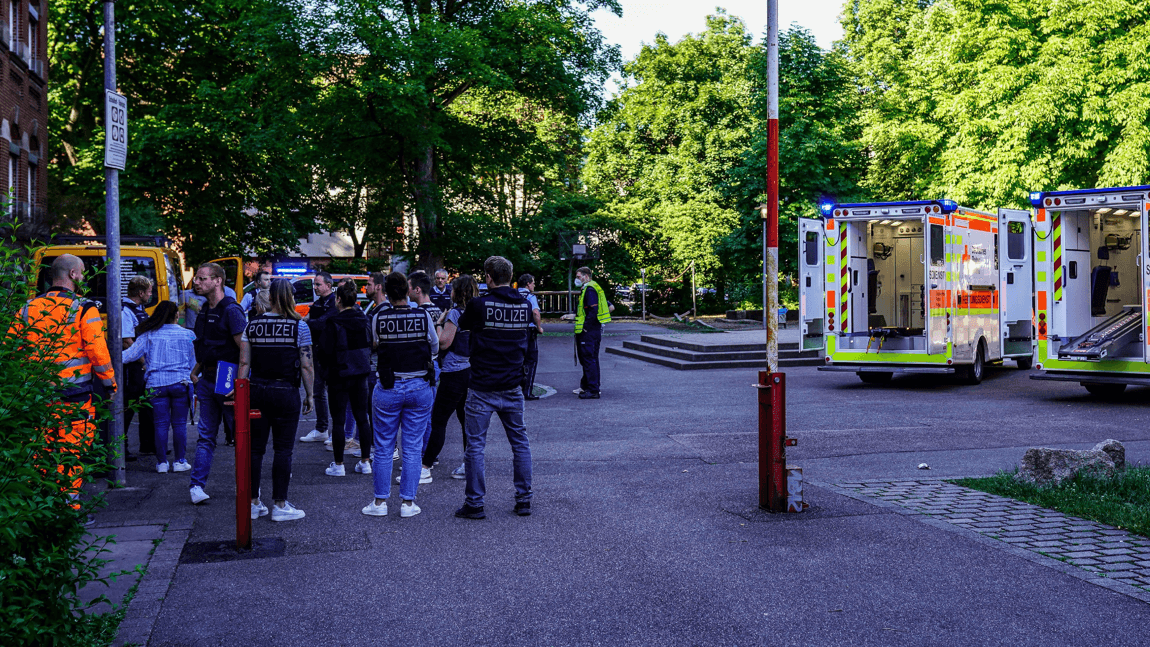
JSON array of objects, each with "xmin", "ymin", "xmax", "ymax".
[{"xmin": 104, "ymin": 0, "xmax": 125, "ymax": 486}]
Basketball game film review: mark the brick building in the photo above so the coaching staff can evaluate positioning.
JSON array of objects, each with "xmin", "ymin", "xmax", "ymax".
[{"xmin": 0, "ymin": 0, "xmax": 46, "ymax": 220}]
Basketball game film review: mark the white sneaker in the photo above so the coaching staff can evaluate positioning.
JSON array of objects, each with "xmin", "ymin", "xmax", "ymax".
[
  {"xmin": 355, "ymin": 460, "xmax": 373, "ymax": 474},
  {"xmin": 172, "ymin": 460, "xmax": 191, "ymax": 472},
  {"xmin": 251, "ymin": 500, "xmax": 268, "ymax": 519},
  {"xmin": 393, "ymin": 447, "xmax": 400, "ymax": 461},
  {"xmin": 400, "ymin": 501, "xmax": 421, "ymax": 518},
  {"xmin": 451, "ymin": 464, "xmax": 466, "ymax": 480},
  {"xmin": 156, "ymin": 462, "xmax": 169, "ymax": 473},
  {"xmin": 345, "ymin": 439, "xmax": 361, "ymax": 457},
  {"xmin": 573, "ymin": 388, "xmax": 584, "ymax": 394},
  {"xmin": 271, "ymin": 501, "xmax": 305, "ymax": 521},
  {"xmin": 325, "ymin": 462, "xmax": 346, "ymax": 477},
  {"xmin": 396, "ymin": 467, "xmax": 433, "ymax": 484},
  {"xmin": 190, "ymin": 486, "xmax": 210, "ymax": 504},
  {"xmin": 300, "ymin": 429, "xmax": 329, "ymax": 443},
  {"xmin": 361, "ymin": 500, "xmax": 388, "ymax": 516}
]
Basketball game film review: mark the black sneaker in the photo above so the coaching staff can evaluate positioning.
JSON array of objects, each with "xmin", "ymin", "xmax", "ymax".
[
  {"xmin": 514, "ymin": 501, "xmax": 531, "ymax": 516},
  {"xmin": 454, "ymin": 504, "xmax": 486, "ymax": 519},
  {"xmin": 578, "ymin": 391, "xmax": 600, "ymax": 400},
  {"xmin": 524, "ymin": 394, "xmax": 540, "ymax": 401}
]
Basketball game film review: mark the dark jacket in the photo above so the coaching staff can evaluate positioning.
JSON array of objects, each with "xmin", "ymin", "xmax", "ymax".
[{"xmin": 458, "ymin": 285, "xmax": 532, "ymax": 392}]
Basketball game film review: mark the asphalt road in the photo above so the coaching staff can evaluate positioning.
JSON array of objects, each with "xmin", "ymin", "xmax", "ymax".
[{"xmin": 96, "ymin": 324, "xmax": 1150, "ymax": 645}]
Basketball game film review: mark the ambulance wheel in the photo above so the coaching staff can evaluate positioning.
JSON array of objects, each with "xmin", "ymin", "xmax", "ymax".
[
  {"xmin": 962, "ymin": 341, "xmax": 985, "ymax": 385},
  {"xmin": 1015, "ymin": 356, "xmax": 1033, "ymax": 371},
  {"xmin": 1083, "ymin": 382, "xmax": 1126, "ymax": 397},
  {"xmin": 858, "ymin": 372, "xmax": 892, "ymax": 384}
]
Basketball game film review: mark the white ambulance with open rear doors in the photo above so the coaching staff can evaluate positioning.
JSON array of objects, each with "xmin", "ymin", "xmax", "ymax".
[
  {"xmin": 1029, "ymin": 185, "xmax": 1150, "ymax": 396},
  {"xmin": 800, "ymin": 199, "xmax": 1034, "ymax": 384}
]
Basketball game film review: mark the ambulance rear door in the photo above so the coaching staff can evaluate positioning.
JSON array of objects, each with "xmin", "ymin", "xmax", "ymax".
[
  {"xmin": 799, "ymin": 218, "xmax": 825, "ymax": 350},
  {"xmin": 1143, "ymin": 200, "xmax": 1150, "ymax": 363},
  {"xmin": 926, "ymin": 218, "xmax": 948, "ymax": 354},
  {"xmin": 999, "ymin": 209, "xmax": 1033, "ymax": 358}
]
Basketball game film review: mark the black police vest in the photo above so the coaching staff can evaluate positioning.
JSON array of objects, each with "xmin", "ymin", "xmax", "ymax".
[
  {"xmin": 429, "ymin": 285, "xmax": 452, "ymax": 312},
  {"xmin": 122, "ymin": 299, "xmax": 149, "ymax": 336},
  {"xmin": 467, "ymin": 287, "xmax": 532, "ymax": 392},
  {"xmin": 194, "ymin": 296, "xmax": 243, "ymax": 374},
  {"xmin": 245, "ymin": 314, "xmax": 302, "ymax": 386},
  {"xmin": 373, "ymin": 306, "xmax": 433, "ymax": 389},
  {"xmin": 328, "ymin": 309, "xmax": 371, "ymax": 379}
]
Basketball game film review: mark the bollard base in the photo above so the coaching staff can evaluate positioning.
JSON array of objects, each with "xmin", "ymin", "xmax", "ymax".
[{"xmin": 179, "ymin": 537, "xmax": 286, "ymax": 565}]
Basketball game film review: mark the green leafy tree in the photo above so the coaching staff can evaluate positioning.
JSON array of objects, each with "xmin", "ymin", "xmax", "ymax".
[
  {"xmin": 583, "ymin": 11, "xmax": 754, "ymax": 286},
  {"xmin": 297, "ymin": 0, "xmax": 621, "ymax": 271},
  {"xmin": 48, "ymin": 0, "xmax": 319, "ymax": 265},
  {"xmin": 722, "ymin": 25, "xmax": 868, "ymax": 297}
]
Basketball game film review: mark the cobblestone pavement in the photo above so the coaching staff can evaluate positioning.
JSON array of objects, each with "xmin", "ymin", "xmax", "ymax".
[{"xmin": 832, "ymin": 479, "xmax": 1150, "ymax": 603}]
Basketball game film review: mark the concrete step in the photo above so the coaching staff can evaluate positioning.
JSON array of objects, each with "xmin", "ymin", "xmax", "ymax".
[
  {"xmin": 606, "ymin": 344, "xmax": 823, "ymax": 370},
  {"xmin": 620, "ymin": 340, "xmax": 814, "ymax": 363},
  {"xmin": 639, "ymin": 334, "xmax": 801, "ymax": 353}
]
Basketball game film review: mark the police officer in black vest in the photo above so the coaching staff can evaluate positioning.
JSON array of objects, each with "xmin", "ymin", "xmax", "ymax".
[
  {"xmin": 239, "ymin": 279, "xmax": 314, "ymax": 522},
  {"xmin": 188, "ymin": 262, "xmax": 247, "ymax": 505},
  {"xmin": 318, "ymin": 280, "xmax": 373, "ymax": 477},
  {"xmin": 429, "ymin": 269, "xmax": 452, "ymax": 312},
  {"xmin": 363, "ymin": 272, "xmax": 438, "ymax": 519},
  {"xmin": 454, "ymin": 256, "xmax": 534, "ymax": 520},
  {"xmin": 300, "ymin": 271, "xmax": 337, "ymax": 444},
  {"xmin": 121, "ymin": 276, "xmax": 155, "ymax": 459}
]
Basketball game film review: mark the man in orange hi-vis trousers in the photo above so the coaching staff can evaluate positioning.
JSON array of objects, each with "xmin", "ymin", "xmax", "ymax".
[{"xmin": 11, "ymin": 254, "xmax": 117, "ymax": 500}]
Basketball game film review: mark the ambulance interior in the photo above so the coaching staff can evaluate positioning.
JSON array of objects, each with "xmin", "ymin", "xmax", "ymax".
[
  {"xmin": 1055, "ymin": 205, "xmax": 1143, "ymax": 361},
  {"xmin": 841, "ymin": 217, "xmax": 930, "ymax": 351}
]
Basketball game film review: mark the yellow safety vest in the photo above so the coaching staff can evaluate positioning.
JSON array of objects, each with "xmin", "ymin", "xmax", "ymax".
[{"xmin": 575, "ymin": 280, "xmax": 611, "ymax": 334}]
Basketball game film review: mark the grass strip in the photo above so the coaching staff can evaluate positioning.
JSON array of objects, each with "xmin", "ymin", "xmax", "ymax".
[{"xmin": 952, "ymin": 467, "xmax": 1150, "ymax": 537}]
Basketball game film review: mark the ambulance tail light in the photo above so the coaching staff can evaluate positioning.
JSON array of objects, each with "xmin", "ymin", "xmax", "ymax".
[
  {"xmin": 947, "ymin": 358, "xmax": 953, "ymax": 365},
  {"xmin": 824, "ymin": 356, "xmax": 832, "ymax": 363},
  {"xmin": 1036, "ymin": 363, "xmax": 1043, "ymax": 370}
]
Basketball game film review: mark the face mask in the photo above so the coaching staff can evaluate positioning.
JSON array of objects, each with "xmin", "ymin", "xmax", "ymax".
[{"xmin": 574, "ymin": 279, "xmax": 583, "ymax": 288}]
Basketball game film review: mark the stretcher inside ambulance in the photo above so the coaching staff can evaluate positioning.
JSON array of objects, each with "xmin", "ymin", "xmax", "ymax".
[
  {"xmin": 801, "ymin": 199, "xmax": 1034, "ymax": 384},
  {"xmin": 1029, "ymin": 185, "xmax": 1150, "ymax": 395}
]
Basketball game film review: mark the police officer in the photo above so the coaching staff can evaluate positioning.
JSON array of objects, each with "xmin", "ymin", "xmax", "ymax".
[
  {"xmin": 121, "ymin": 276, "xmax": 155, "ymax": 459},
  {"xmin": 241, "ymin": 270, "xmax": 272, "ymax": 313},
  {"xmin": 239, "ymin": 279, "xmax": 315, "ymax": 522},
  {"xmin": 573, "ymin": 266, "xmax": 611, "ymax": 400},
  {"xmin": 300, "ymin": 271, "xmax": 337, "ymax": 444},
  {"xmin": 517, "ymin": 274, "xmax": 544, "ymax": 400},
  {"xmin": 455, "ymin": 256, "xmax": 534, "ymax": 520},
  {"xmin": 363, "ymin": 272, "xmax": 438, "ymax": 519},
  {"xmin": 319, "ymin": 280, "xmax": 374, "ymax": 477},
  {"xmin": 188, "ymin": 262, "xmax": 247, "ymax": 505},
  {"xmin": 406, "ymin": 270, "xmax": 441, "ymax": 484},
  {"xmin": 429, "ymin": 269, "xmax": 452, "ymax": 312}
]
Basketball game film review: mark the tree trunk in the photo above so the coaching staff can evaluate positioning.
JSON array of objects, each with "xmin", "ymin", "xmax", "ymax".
[{"xmin": 411, "ymin": 141, "xmax": 442, "ymax": 271}]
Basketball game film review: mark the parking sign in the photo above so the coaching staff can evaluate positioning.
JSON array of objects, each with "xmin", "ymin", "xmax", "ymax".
[{"xmin": 104, "ymin": 90, "xmax": 128, "ymax": 170}]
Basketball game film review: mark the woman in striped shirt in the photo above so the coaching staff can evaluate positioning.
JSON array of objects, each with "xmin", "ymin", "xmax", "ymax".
[{"xmin": 122, "ymin": 301, "xmax": 197, "ymax": 473}]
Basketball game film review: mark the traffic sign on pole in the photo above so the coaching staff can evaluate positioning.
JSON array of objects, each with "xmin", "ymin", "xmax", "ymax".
[{"xmin": 104, "ymin": 89, "xmax": 127, "ymax": 170}]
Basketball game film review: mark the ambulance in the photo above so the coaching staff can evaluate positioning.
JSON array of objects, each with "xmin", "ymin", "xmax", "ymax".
[
  {"xmin": 799, "ymin": 199, "xmax": 1034, "ymax": 384},
  {"xmin": 1029, "ymin": 185, "xmax": 1150, "ymax": 395}
]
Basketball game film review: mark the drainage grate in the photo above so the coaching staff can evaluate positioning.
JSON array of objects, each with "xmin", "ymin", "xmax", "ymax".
[{"xmin": 179, "ymin": 537, "xmax": 286, "ymax": 564}]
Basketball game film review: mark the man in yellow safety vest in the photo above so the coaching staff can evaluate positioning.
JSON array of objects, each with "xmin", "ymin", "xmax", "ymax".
[{"xmin": 573, "ymin": 266, "xmax": 611, "ymax": 400}]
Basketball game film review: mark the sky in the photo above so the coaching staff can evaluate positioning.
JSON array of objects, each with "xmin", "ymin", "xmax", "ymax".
[{"xmin": 592, "ymin": 1, "xmax": 845, "ymax": 93}]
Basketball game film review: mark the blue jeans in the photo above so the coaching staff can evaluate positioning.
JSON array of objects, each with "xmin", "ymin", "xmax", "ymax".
[
  {"xmin": 371, "ymin": 378, "xmax": 433, "ymax": 501},
  {"xmin": 151, "ymin": 382, "xmax": 190, "ymax": 464},
  {"xmin": 464, "ymin": 388, "xmax": 532, "ymax": 508},
  {"xmin": 190, "ymin": 378, "xmax": 235, "ymax": 490}
]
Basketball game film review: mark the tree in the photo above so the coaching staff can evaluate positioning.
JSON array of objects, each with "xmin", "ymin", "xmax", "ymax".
[
  {"xmin": 297, "ymin": 0, "xmax": 621, "ymax": 271},
  {"xmin": 582, "ymin": 12, "xmax": 754, "ymax": 286},
  {"xmin": 721, "ymin": 25, "xmax": 868, "ymax": 296},
  {"xmin": 48, "ymin": 0, "xmax": 320, "ymax": 265}
]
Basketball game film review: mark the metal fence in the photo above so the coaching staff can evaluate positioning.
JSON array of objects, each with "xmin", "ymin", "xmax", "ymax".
[{"xmin": 536, "ymin": 290, "xmax": 576, "ymax": 314}]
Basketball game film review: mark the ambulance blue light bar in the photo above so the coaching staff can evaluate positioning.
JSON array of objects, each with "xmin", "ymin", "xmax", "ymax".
[
  {"xmin": 1029, "ymin": 185, "xmax": 1150, "ymax": 207},
  {"xmin": 820, "ymin": 199, "xmax": 959, "ymax": 217}
]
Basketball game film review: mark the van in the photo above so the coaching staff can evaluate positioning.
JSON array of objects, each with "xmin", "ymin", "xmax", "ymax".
[{"xmin": 32, "ymin": 236, "xmax": 242, "ymax": 318}]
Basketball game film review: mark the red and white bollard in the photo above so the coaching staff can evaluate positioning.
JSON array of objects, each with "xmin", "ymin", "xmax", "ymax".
[
  {"xmin": 757, "ymin": 371, "xmax": 800, "ymax": 512},
  {"xmin": 232, "ymin": 378, "xmax": 261, "ymax": 549}
]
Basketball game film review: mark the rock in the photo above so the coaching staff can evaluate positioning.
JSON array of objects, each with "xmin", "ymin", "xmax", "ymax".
[
  {"xmin": 1092, "ymin": 439, "xmax": 1125, "ymax": 471},
  {"xmin": 1016, "ymin": 447, "xmax": 1116, "ymax": 487}
]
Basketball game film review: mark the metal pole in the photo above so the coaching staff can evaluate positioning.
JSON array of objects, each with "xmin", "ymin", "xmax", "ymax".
[
  {"xmin": 641, "ymin": 267, "xmax": 646, "ymax": 321},
  {"xmin": 234, "ymin": 379, "xmax": 253, "ymax": 550},
  {"xmin": 766, "ymin": 0, "xmax": 779, "ymax": 374},
  {"xmin": 691, "ymin": 261, "xmax": 696, "ymax": 319},
  {"xmin": 104, "ymin": 0, "xmax": 125, "ymax": 486}
]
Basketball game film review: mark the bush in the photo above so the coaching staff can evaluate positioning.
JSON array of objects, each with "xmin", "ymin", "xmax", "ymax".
[{"xmin": 0, "ymin": 240, "xmax": 120, "ymax": 645}]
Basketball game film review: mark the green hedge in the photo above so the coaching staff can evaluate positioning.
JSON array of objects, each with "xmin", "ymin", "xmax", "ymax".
[{"xmin": 0, "ymin": 241, "xmax": 120, "ymax": 645}]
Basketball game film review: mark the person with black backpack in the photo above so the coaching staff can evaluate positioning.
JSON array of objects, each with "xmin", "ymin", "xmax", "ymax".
[{"xmin": 319, "ymin": 280, "xmax": 374, "ymax": 477}]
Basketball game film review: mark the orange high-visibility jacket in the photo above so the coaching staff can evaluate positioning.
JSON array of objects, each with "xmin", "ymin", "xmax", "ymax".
[{"xmin": 13, "ymin": 287, "xmax": 116, "ymax": 398}]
